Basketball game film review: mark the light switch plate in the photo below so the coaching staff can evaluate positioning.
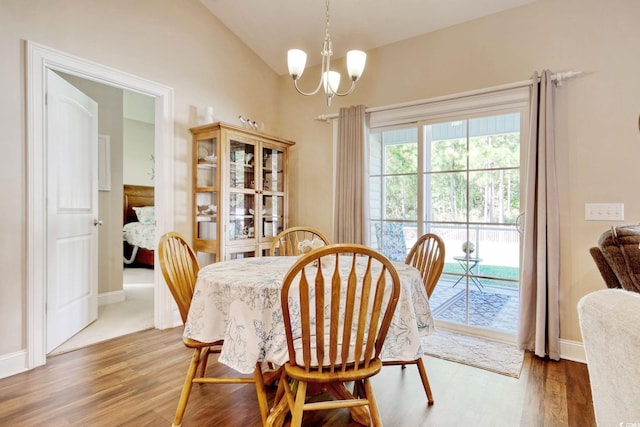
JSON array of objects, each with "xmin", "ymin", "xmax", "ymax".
[{"xmin": 585, "ymin": 203, "xmax": 624, "ymax": 221}]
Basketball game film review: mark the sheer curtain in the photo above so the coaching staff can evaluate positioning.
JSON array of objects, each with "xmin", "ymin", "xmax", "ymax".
[
  {"xmin": 518, "ymin": 70, "xmax": 560, "ymax": 360},
  {"xmin": 333, "ymin": 105, "xmax": 369, "ymax": 244}
]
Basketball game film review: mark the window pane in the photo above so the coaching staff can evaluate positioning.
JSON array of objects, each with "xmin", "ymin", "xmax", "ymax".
[
  {"xmin": 430, "ymin": 137, "xmax": 467, "ymax": 172},
  {"xmin": 467, "ymin": 170, "xmax": 520, "ymax": 223},
  {"xmin": 469, "ymin": 114, "xmax": 520, "ymax": 170},
  {"xmin": 384, "ymin": 175, "xmax": 417, "ymax": 220},
  {"xmin": 429, "ymin": 121, "xmax": 467, "ymax": 172},
  {"xmin": 369, "ymin": 126, "xmax": 418, "ymax": 229},
  {"xmin": 369, "ymin": 131, "xmax": 382, "ymax": 175},
  {"xmin": 428, "ymin": 171, "xmax": 468, "ymax": 222},
  {"xmin": 373, "ymin": 221, "xmax": 409, "ymax": 262},
  {"xmin": 384, "ymin": 134, "xmax": 417, "ymax": 175},
  {"xmin": 474, "ymin": 224, "xmax": 520, "ymax": 282},
  {"xmin": 369, "ymin": 176, "xmax": 382, "ymax": 220}
]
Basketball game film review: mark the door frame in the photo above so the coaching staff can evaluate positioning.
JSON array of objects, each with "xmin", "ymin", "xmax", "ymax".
[{"xmin": 26, "ymin": 41, "xmax": 177, "ymax": 369}]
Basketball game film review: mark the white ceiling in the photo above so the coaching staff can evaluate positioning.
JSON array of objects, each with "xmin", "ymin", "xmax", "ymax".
[{"xmin": 200, "ymin": 0, "xmax": 536, "ymax": 76}]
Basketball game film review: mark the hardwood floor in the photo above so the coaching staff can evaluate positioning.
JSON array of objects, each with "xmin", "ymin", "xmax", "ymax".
[{"xmin": 0, "ymin": 327, "xmax": 596, "ymax": 426}]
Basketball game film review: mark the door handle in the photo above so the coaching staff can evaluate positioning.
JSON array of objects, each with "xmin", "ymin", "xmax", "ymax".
[{"xmin": 93, "ymin": 219, "xmax": 103, "ymax": 227}]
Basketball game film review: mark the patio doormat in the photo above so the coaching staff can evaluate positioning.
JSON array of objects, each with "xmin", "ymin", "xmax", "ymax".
[
  {"xmin": 421, "ymin": 330, "xmax": 524, "ymax": 378},
  {"xmin": 432, "ymin": 289, "xmax": 511, "ymax": 328}
]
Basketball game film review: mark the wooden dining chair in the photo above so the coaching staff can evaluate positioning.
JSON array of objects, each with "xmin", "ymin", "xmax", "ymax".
[
  {"xmin": 382, "ymin": 232, "xmax": 445, "ymax": 405},
  {"xmin": 406, "ymin": 233, "xmax": 446, "ymax": 298},
  {"xmin": 269, "ymin": 226, "xmax": 330, "ymax": 256},
  {"xmin": 268, "ymin": 244, "xmax": 401, "ymax": 427},
  {"xmin": 158, "ymin": 232, "xmax": 268, "ymax": 427}
]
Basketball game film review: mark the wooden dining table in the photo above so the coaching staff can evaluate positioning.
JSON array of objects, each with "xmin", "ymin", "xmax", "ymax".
[{"xmin": 183, "ymin": 255, "xmax": 436, "ymax": 424}]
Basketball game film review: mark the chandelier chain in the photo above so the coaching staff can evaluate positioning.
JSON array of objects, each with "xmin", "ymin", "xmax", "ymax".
[
  {"xmin": 324, "ymin": 0, "xmax": 332, "ymax": 55},
  {"xmin": 325, "ymin": 0, "xmax": 330, "ymax": 39}
]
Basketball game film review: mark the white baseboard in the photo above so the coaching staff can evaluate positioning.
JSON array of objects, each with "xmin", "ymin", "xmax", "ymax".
[
  {"xmin": 0, "ymin": 350, "xmax": 28, "ymax": 380},
  {"xmin": 98, "ymin": 289, "xmax": 125, "ymax": 306},
  {"xmin": 560, "ymin": 338, "xmax": 586, "ymax": 363}
]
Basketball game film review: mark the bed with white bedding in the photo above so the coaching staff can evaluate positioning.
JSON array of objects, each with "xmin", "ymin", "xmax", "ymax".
[{"xmin": 123, "ymin": 185, "xmax": 155, "ymax": 267}]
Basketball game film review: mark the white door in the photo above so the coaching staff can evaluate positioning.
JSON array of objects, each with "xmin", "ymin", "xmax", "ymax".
[{"xmin": 46, "ymin": 70, "xmax": 99, "ymax": 353}]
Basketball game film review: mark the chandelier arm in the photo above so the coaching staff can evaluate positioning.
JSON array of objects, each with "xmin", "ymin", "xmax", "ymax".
[
  {"xmin": 332, "ymin": 80, "xmax": 357, "ymax": 97},
  {"xmin": 292, "ymin": 78, "xmax": 324, "ymax": 97},
  {"xmin": 292, "ymin": 49, "xmax": 331, "ymax": 96}
]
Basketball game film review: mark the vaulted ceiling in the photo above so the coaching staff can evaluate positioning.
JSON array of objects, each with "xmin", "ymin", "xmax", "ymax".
[{"xmin": 200, "ymin": 0, "xmax": 536, "ymax": 75}]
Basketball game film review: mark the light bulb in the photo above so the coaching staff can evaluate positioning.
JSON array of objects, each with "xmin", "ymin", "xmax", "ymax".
[
  {"xmin": 347, "ymin": 50, "xmax": 366, "ymax": 81},
  {"xmin": 287, "ymin": 49, "xmax": 307, "ymax": 80},
  {"xmin": 322, "ymin": 71, "xmax": 341, "ymax": 94}
]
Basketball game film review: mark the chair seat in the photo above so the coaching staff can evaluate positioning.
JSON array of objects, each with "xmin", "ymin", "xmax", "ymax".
[
  {"xmin": 182, "ymin": 336, "xmax": 224, "ymax": 349},
  {"xmin": 291, "ymin": 336, "xmax": 372, "ymax": 367},
  {"xmin": 284, "ymin": 358, "xmax": 382, "ymax": 383}
]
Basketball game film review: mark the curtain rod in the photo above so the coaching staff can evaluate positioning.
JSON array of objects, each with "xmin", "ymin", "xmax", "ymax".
[{"xmin": 315, "ymin": 70, "xmax": 584, "ymax": 122}]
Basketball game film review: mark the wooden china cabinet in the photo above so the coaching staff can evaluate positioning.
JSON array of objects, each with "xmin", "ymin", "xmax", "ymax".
[{"xmin": 189, "ymin": 122, "xmax": 295, "ymax": 263}]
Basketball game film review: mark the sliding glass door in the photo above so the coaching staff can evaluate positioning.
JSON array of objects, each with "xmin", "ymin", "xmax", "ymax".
[
  {"xmin": 369, "ymin": 111, "xmax": 524, "ymax": 338},
  {"xmin": 423, "ymin": 113, "xmax": 521, "ymax": 337}
]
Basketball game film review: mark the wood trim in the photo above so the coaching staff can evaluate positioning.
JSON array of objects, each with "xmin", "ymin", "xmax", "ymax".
[{"xmin": 190, "ymin": 122, "xmax": 296, "ymax": 147}]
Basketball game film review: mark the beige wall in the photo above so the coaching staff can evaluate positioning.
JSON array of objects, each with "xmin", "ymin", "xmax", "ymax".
[
  {"xmin": 123, "ymin": 89, "xmax": 155, "ymax": 187},
  {"xmin": 278, "ymin": 0, "xmax": 640, "ymax": 346},
  {"xmin": 123, "ymin": 119, "xmax": 155, "ymax": 186},
  {"xmin": 0, "ymin": 0, "xmax": 280, "ymax": 357}
]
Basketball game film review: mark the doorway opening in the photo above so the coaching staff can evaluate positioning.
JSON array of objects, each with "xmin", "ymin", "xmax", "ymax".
[
  {"xmin": 26, "ymin": 41, "xmax": 176, "ymax": 369},
  {"xmin": 46, "ymin": 72, "xmax": 157, "ymax": 355}
]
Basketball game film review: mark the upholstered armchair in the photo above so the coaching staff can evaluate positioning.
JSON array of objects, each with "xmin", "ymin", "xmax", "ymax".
[
  {"xmin": 589, "ymin": 224, "xmax": 640, "ymax": 293},
  {"xmin": 578, "ymin": 289, "xmax": 640, "ymax": 426}
]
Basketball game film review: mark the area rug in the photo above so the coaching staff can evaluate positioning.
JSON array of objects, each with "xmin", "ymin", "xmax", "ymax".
[
  {"xmin": 432, "ymin": 289, "xmax": 512, "ymax": 328},
  {"xmin": 421, "ymin": 330, "xmax": 524, "ymax": 378}
]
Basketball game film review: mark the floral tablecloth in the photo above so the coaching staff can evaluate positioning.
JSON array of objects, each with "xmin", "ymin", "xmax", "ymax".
[{"xmin": 184, "ymin": 256, "xmax": 435, "ymax": 374}]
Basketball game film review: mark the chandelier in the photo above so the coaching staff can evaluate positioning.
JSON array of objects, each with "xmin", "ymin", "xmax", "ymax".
[{"xmin": 287, "ymin": 0, "xmax": 366, "ymax": 106}]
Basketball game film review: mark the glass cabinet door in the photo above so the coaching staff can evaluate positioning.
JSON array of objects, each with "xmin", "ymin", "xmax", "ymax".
[
  {"xmin": 261, "ymin": 194, "xmax": 284, "ymax": 238},
  {"xmin": 226, "ymin": 249, "xmax": 257, "ymax": 260},
  {"xmin": 196, "ymin": 137, "xmax": 218, "ymax": 188},
  {"xmin": 262, "ymin": 147, "xmax": 284, "ymax": 192},
  {"xmin": 194, "ymin": 132, "xmax": 219, "ymax": 257},
  {"xmin": 196, "ymin": 191, "xmax": 217, "ymax": 240},
  {"xmin": 229, "ymin": 139, "xmax": 256, "ymax": 190},
  {"xmin": 228, "ymin": 192, "xmax": 255, "ymax": 242}
]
